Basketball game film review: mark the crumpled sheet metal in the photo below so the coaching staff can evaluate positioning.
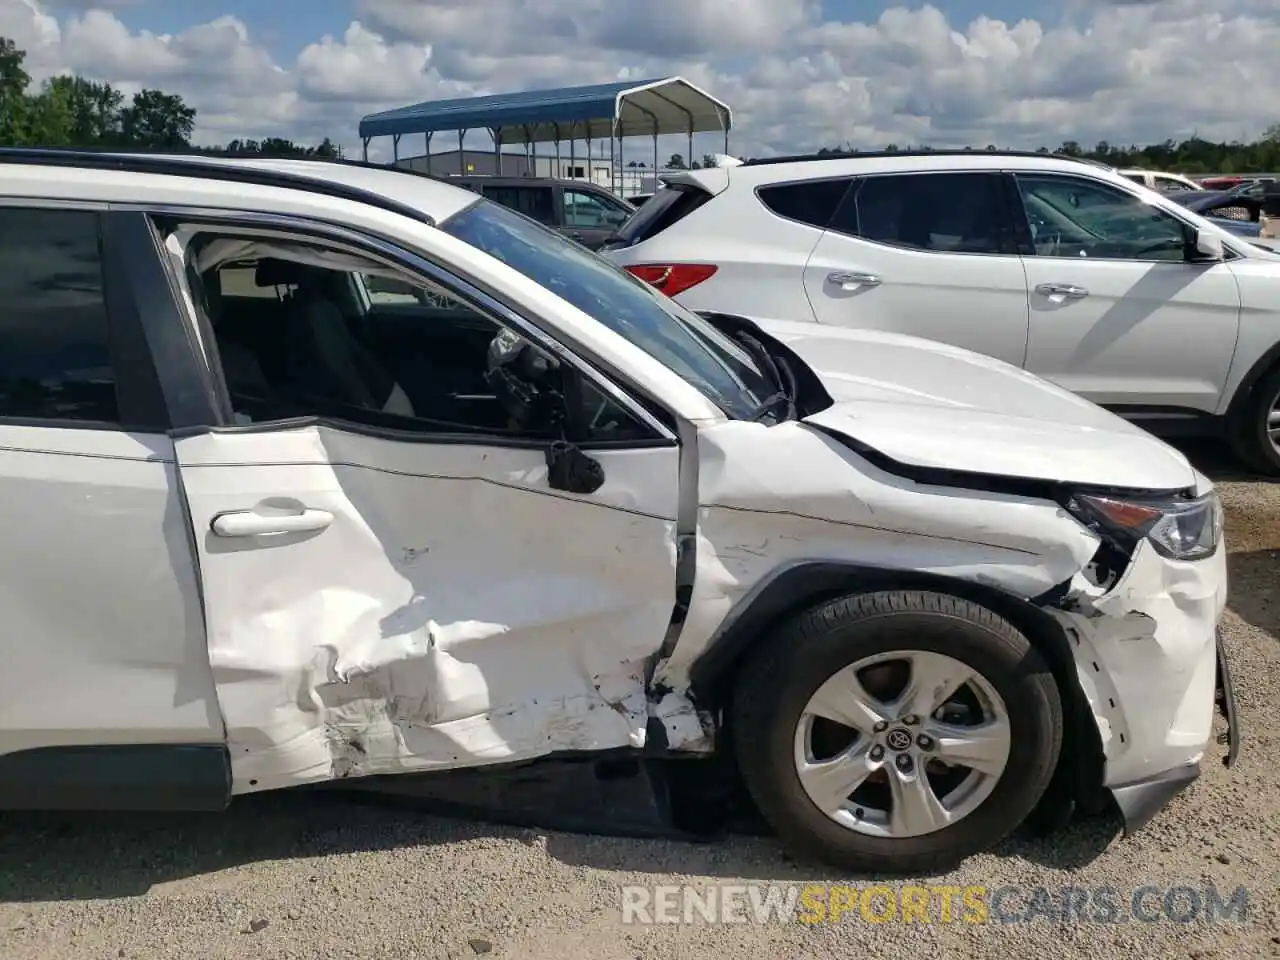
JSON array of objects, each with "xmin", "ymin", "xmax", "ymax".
[
  {"xmin": 178, "ymin": 424, "xmax": 680, "ymax": 793},
  {"xmin": 1046, "ymin": 539, "xmax": 1226, "ymax": 787}
]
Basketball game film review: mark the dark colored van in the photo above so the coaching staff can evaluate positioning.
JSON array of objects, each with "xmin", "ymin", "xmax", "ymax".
[{"xmin": 449, "ymin": 176, "xmax": 635, "ymax": 250}]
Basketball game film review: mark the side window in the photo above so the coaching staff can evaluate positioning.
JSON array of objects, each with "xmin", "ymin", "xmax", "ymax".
[
  {"xmin": 563, "ymin": 189, "xmax": 630, "ymax": 229},
  {"xmin": 827, "ymin": 173, "xmax": 1011, "ymax": 254},
  {"xmin": 756, "ymin": 178, "xmax": 854, "ymax": 230},
  {"xmin": 1013, "ymin": 175, "xmax": 1190, "ymax": 261},
  {"xmin": 182, "ymin": 232, "xmax": 654, "ymax": 444},
  {"xmin": 480, "ymin": 185, "xmax": 556, "ymax": 225},
  {"xmin": 0, "ymin": 207, "xmax": 117, "ymax": 424}
]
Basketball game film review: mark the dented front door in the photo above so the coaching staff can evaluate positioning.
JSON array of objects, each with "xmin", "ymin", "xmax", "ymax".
[{"xmin": 174, "ymin": 424, "xmax": 680, "ymax": 794}]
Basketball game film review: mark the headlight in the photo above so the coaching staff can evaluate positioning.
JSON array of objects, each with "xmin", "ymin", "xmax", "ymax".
[{"xmin": 1066, "ymin": 490, "xmax": 1223, "ymax": 561}]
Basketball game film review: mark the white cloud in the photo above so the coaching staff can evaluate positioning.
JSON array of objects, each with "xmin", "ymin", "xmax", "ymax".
[{"xmin": 0, "ymin": 0, "xmax": 1276, "ymax": 159}]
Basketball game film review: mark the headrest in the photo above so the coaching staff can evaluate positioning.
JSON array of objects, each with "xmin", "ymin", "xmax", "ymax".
[{"xmin": 254, "ymin": 258, "xmax": 310, "ymax": 288}]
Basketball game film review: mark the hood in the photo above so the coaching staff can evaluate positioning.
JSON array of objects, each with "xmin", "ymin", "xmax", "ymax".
[{"xmin": 753, "ymin": 319, "xmax": 1196, "ymax": 492}]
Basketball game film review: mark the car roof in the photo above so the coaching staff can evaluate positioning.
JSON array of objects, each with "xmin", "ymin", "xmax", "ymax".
[{"xmin": 134, "ymin": 154, "xmax": 481, "ymax": 223}]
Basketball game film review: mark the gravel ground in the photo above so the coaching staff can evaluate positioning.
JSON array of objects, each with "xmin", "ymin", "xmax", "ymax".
[{"xmin": 2, "ymin": 441, "xmax": 1278, "ymax": 960}]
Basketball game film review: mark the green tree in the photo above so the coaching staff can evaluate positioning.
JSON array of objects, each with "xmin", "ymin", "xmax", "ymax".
[
  {"xmin": 667, "ymin": 152, "xmax": 686, "ymax": 169},
  {"xmin": 54, "ymin": 76, "xmax": 125, "ymax": 145},
  {"xmin": 813, "ymin": 131, "xmax": 1280, "ymax": 174},
  {"xmin": 0, "ymin": 37, "xmax": 32, "ymax": 144},
  {"xmin": 0, "ymin": 38, "xmax": 339, "ymax": 157},
  {"xmin": 119, "ymin": 88, "xmax": 195, "ymax": 148}
]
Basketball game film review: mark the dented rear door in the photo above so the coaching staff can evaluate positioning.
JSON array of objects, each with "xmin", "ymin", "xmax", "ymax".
[{"xmin": 173, "ymin": 424, "xmax": 680, "ymax": 794}]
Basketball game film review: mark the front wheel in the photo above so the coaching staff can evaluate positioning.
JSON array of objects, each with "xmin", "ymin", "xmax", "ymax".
[
  {"xmin": 1228, "ymin": 366, "xmax": 1280, "ymax": 476},
  {"xmin": 730, "ymin": 590, "xmax": 1062, "ymax": 875}
]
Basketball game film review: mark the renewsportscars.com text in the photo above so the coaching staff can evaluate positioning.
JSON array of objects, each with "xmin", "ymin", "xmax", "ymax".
[{"xmin": 619, "ymin": 884, "xmax": 1250, "ymax": 925}]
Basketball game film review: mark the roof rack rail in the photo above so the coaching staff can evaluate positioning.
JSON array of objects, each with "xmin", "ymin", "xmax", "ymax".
[
  {"xmin": 0, "ymin": 147, "xmax": 439, "ymax": 227},
  {"xmin": 741, "ymin": 149, "xmax": 1098, "ymax": 166}
]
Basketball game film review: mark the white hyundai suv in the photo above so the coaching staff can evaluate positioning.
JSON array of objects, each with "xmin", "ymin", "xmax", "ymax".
[
  {"xmin": 0, "ymin": 147, "xmax": 1236, "ymax": 876},
  {"xmin": 601, "ymin": 150, "xmax": 1280, "ymax": 475}
]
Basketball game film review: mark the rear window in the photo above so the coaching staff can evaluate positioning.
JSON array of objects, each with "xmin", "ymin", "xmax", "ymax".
[
  {"xmin": 479, "ymin": 184, "xmax": 556, "ymax": 225},
  {"xmin": 757, "ymin": 178, "xmax": 855, "ymax": 229},
  {"xmin": 604, "ymin": 183, "xmax": 713, "ymax": 249}
]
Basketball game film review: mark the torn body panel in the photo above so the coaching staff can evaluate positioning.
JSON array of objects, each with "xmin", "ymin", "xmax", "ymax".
[
  {"xmin": 652, "ymin": 416, "xmax": 1227, "ymax": 820},
  {"xmin": 1047, "ymin": 539, "xmax": 1227, "ymax": 789},
  {"xmin": 174, "ymin": 424, "xmax": 680, "ymax": 794},
  {"xmin": 652, "ymin": 419, "xmax": 1103, "ymax": 740}
]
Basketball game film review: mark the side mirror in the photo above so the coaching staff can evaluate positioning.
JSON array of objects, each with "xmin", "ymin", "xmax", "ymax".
[
  {"xmin": 546, "ymin": 440, "xmax": 604, "ymax": 494},
  {"xmin": 1192, "ymin": 229, "xmax": 1225, "ymax": 262},
  {"xmin": 545, "ymin": 367, "xmax": 605, "ymax": 495}
]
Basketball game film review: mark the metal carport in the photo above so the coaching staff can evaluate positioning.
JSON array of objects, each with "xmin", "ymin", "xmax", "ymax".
[{"xmin": 356, "ymin": 77, "xmax": 732, "ymax": 191}]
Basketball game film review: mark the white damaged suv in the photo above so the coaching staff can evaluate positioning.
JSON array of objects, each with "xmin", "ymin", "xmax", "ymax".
[{"xmin": 0, "ymin": 148, "xmax": 1237, "ymax": 874}]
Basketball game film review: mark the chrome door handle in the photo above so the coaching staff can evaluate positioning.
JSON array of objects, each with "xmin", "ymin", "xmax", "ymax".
[
  {"xmin": 1035, "ymin": 282, "xmax": 1089, "ymax": 300},
  {"xmin": 828, "ymin": 271, "xmax": 881, "ymax": 289},
  {"xmin": 211, "ymin": 508, "xmax": 334, "ymax": 538}
]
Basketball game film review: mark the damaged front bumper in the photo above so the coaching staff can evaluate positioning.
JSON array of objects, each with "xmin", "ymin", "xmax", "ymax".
[
  {"xmin": 1047, "ymin": 538, "xmax": 1239, "ymax": 836},
  {"xmin": 1109, "ymin": 629, "xmax": 1240, "ymax": 834}
]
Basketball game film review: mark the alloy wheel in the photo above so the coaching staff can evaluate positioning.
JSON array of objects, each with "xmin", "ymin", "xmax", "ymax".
[{"xmin": 792, "ymin": 649, "xmax": 1012, "ymax": 839}]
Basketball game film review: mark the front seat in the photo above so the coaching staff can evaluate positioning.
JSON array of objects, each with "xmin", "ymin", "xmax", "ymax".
[{"xmin": 256, "ymin": 258, "xmax": 415, "ymax": 418}]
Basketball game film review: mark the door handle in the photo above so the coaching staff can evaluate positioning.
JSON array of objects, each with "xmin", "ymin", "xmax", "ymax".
[
  {"xmin": 211, "ymin": 508, "xmax": 334, "ymax": 538},
  {"xmin": 827, "ymin": 271, "xmax": 881, "ymax": 290},
  {"xmin": 1035, "ymin": 282, "xmax": 1089, "ymax": 300}
]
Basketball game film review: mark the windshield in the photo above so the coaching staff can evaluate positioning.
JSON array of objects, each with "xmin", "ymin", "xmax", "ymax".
[{"xmin": 439, "ymin": 197, "xmax": 774, "ymax": 419}]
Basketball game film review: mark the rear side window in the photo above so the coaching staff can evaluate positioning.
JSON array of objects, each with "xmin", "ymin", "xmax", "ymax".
[
  {"xmin": 828, "ymin": 172, "xmax": 1013, "ymax": 255},
  {"xmin": 606, "ymin": 183, "xmax": 713, "ymax": 248},
  {"xmin": 757, "ymin": 178, "xmax": 855, "ymax": 229},
  {"xmin": 480, "ymin": 185, "xmax": 556, "ymax": 225},
  {"xmin": 0, "ymin": 208, "xmax": 117, "ymax": 423}
]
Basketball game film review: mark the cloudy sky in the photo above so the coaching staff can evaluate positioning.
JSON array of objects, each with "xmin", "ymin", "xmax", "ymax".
[{"xmin": 3, "ymin": 0, "xmax": 1277, "ymax": 163}]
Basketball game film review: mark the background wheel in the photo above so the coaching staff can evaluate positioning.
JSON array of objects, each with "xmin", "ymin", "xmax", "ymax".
[
  {"xmin": 730, "ymin": 589, "xmax": 1062, "ymax": 875},
  {"xmin": 1228, "ymin": 366, "xmax": 1280, "ymax": 476}
]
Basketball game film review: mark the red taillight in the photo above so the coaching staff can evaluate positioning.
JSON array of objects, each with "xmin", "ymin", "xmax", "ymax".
[{"xmin": 624, "ymin": 263, "xmax": 717, "ymax": 298}]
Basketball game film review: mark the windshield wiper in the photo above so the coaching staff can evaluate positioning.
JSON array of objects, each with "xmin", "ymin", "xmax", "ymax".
[
  {"xmin": 733, "ymin": 330, "xmax": 798, "ymax": 423},
  {"xmin": 749, "ymin": 390, "xmax": 793, "ymax": 422}
]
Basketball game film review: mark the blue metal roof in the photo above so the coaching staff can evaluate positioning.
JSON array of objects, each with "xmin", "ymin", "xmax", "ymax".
[{"xmin": 358, "ymin": 77, "xmax": 731, "ymax": 143}]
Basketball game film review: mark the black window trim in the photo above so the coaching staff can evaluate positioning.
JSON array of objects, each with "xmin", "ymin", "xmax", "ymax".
[
  {"xmin": 0, "ymin": 199, "xmax": 171, "ymax": 433},
  {"xmin": 823, "ymin": 170, "xmax": 1023, "ymax": 258},
  {"xmin": 753, "ymin": 175, "xmax": 858, "ymax": 232},
  {"xmin": 136, "ymin": 205, "xmax": 679, "ymax": 451},
  {"xmin": 1005, "ymin": 170, "xmax": 1245, "ymax": 264}
]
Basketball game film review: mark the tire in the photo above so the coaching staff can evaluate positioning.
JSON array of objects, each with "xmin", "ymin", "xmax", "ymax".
[
  {"xmin": 1228, "ymin": 366, "xmax": 1280, "ymax": 476},
  {"xmin": 730, "ymin": 589, "xmax": 1062, "ymax": 875}
]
